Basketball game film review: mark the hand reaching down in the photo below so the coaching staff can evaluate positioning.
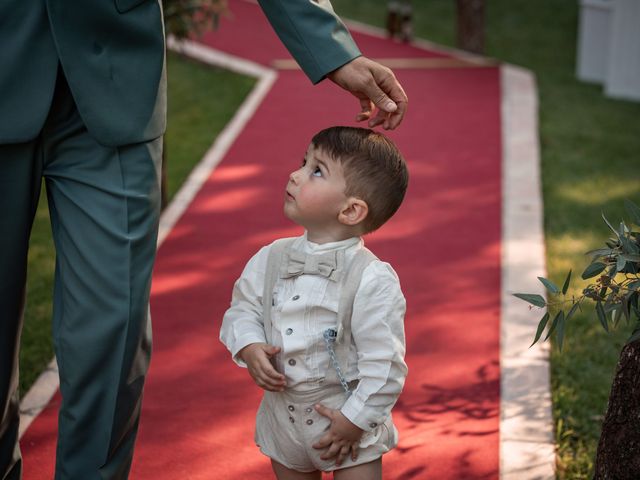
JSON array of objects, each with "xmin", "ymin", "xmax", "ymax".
[{"xmin": 327, "ymin": 56, "xmax": 408, "ymax": 131}]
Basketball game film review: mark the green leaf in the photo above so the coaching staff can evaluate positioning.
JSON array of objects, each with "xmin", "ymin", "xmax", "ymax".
[
  {"xmin": 537, "ymin": 276, "xmax": 560, "ymax": 294},
  {"xmin": 619, "ymin": 221, "xmax": 629, "ymax": 238},
  {"xmin": 621, "ymin": 254, "xmax": 640, "ymax": 262},
  {"xmin": 585, "ymin": 248, "xmax": 615, "ymax": 259},
  {"xmin": 606, "ymin": 239, "xmax": 619, "ymax": 249},
  {"xmin": 622, "ymin": 293, "xmax": 631, "ymax": 323},
  {"xmin": 625, "ymin": 199, "xmax": 640, "ymax": 226},
  {"xmin": 612, "ymin": 306, "xmax": 621, "ymax": 328},
  {"xmin": 513, "ymin": 293, "xmax": 546, "ymax": 308},
  {"xmin": 627, "ymin": 323, "xmax": 640, "ymax": 344},
  {"xmin": 545, "ymin": 310, "xmax": 563, "ymax": 341},
  {"xmin": 565, "ymin": 300, "xmax": 581, "ymax": 322},
  {"xmin": 581, "ymin": 262, "xmax": 606, "ymax": 280},
  {"xmin": 602, "ymin": 211, "xmax": 620, "ymax": 238},
  {"xmin": 621, "ymin": 235, "xmax": 640, "ymax": 254},
  {"xmin": 596, "ymin": 301, "xmax": 608, "ymax": 332},
  {"xmin": 556, "ymin": 311, "xmax": 566, "ymax": 351},
  {"xmin": 530, "ymin": 312, "xmax": 550, "ymax": 347},
  {"xmin": 562, "ymin": 270, "xmax": 572, "ymax": 295},
  {"xmin": 617, "ymin": 255, "xmax": 627, "ymax": 272}
]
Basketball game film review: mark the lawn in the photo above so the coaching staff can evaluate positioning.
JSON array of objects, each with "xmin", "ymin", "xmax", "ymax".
[
  {"xmin": 20, "ymin": 51, "xmax": 255, "ymax": 395},
  {"xmin": 330, "ymin": 1, "xmax": 640, "ymax": 478}
]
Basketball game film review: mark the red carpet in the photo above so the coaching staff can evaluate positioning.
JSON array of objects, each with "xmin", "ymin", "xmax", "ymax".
[{"xmin": 21, "ymin": 1, "xmax": 501, "ymax": 478}]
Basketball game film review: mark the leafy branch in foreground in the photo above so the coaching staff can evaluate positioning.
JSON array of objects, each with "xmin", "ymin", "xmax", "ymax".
[{"xmin": 514, "ymin": 199, "xmax": 640, "ymax": 351}]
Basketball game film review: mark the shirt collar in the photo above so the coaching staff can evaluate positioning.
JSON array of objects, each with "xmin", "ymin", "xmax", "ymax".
[{"xmin": 301, "ymin": 231, "xmax": 362, "ymax": 254}]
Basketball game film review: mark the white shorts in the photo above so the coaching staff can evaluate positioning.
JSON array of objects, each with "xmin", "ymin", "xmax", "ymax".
[{"xmin": 254, "ymin": 383, "xmax": 397, "ymax": 473}]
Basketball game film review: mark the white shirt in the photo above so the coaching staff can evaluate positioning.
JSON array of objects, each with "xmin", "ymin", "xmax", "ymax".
[{"xmin": 219, "ymin": 233, "xmax": 407, "ymax": 431}]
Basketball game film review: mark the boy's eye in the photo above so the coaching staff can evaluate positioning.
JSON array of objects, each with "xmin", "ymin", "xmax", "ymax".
[{"xmin": 312, "ymin": 167, "xmax": 322, "ymax": 177}]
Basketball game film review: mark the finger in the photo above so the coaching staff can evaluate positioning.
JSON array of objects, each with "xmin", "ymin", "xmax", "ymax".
[
  {"xmin": 314, "ymin": 403, "xmax": 333, "ymax": 419},
  {"xmin": 255, "ymin": 367, "xmax": 284, "ymax": 388},
  {"xmin": 258, "ymin": 357, "xmax": 285, "ymax": 381},
  {"xmin": 376, "ymin": 76, "xmax": 408, "ymax": 130},
  {"xmin": 260, "ymin": 374, "xmax": 285, "ymax": 390},
  {"xmin": 356, "ymin": 97, "xmax": 374, "ymax": 122},
  {"xmin": 255, "ymin": 376, "xmax": 282, "ymax": 392},
  {"xmin": 362, "ymin": 80, "xmax": 397, "ymax": 115},
  {"xmin": 320, "ymin": 443, "xmax": 342, "ymax": 461},
  {"xmin": 386, "ymin": 99, "xmax": 408, "ymax": 130},
  {"xmin": 312, "ymin": 433, "xmax": 333, "ymax": 450},
  {"xmin": 368, "ymin": 109, "xmax": 388, "ymax": 129},
  {"xmin": 264, "ymin": 344, "xmax": 281, "ymax": 356},
  {"xmin": 335, "ymin": 445, "xmax": 350, "ymax": 466},
  {"xmin": 351, "ymin": 444, "xmax": 359, "ymax": 461}
]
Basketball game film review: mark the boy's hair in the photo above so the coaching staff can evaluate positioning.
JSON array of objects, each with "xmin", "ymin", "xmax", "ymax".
[{"xmin": 311, "ymin": 126, "xmax": 408, "ymax": 233}]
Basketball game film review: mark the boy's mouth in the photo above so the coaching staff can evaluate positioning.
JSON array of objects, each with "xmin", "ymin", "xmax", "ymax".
[{"xmin": 285, "ymin": 190, "xmax": 295, "ymax": 200}]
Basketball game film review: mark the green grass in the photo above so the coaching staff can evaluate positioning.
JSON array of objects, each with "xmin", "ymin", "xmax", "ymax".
[
  {"xmin": 20, "ymin": 51, "xmax": 255, "ymax": 395},
  {"xmin": 331, "ymin": 1, "xmax": 640, "ymax": 478}
]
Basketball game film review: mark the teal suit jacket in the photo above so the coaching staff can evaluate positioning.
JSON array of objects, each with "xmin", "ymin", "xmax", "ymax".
[{"xmin": 0, "ymin": 0, "xmax": 360, "ymax": 147}]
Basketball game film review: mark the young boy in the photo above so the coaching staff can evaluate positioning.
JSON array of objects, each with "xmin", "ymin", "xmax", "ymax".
[{"xmin": 220, "ymin": 126, "xmax": 409, "ymax": 480}]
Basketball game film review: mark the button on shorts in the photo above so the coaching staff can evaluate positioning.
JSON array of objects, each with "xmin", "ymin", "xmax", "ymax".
[{"xmin": 255, "ymin": 383, "xmax": 397, "ymax": 473}]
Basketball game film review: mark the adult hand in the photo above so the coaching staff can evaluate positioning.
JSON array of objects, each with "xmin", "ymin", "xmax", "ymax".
[
  {"xmin": 327, "ymin": 56, "xmax": 408, "ymax": 130},
  {"xmin": 237, "ymin": 343, "xmax": 286, "ymax": 392},
  {"xmin": 312, "ymin": 404, "xmax": 363, "ymax": 466}
]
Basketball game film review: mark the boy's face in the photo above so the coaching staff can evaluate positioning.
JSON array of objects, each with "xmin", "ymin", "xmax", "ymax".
[{"xmin": 284, "ymin": 144, "xmax": 349, "ymax": 232}]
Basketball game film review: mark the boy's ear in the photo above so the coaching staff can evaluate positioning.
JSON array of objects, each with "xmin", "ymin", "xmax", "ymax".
[{"xmin": 338, "ymin": 197, "xmax": 368, "ymax": 227}]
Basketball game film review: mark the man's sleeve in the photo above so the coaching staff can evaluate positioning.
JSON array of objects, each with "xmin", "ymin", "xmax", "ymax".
[{"xmin": 257, "ymin": 0, "xmax": 362, "ymax": 84}]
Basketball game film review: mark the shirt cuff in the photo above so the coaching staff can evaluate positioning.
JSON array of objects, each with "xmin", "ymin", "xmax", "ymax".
[{"xmin": 340, "ymin": 394, "xmax": 385, "ymax": 432}]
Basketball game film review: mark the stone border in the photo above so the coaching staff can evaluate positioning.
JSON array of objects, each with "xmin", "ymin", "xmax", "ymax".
[
  {"xmin": 500, "ymin": 65, "xmax": 555, "ymax": 479},
  {"xmin": 18, "ymin": 40, "xmax": 277, "ymax": 438}
]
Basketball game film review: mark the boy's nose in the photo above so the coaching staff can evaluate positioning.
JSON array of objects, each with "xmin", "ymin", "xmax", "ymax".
[{"xmin": 289, "ymin": 170, "xmax": 300, "ymax": 184}]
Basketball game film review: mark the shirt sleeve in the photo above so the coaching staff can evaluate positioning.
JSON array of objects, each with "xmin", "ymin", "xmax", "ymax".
[
  {"xmin": 257, "ymin": 0, "xmax": 362, "ymax": 84},
  {"xmin": 219, "ymin": 245, "xmax": 271, "ymax": 367},
  {"xmin": 340, "ymin": 261, "xmax": 408, "ymax": 431}
]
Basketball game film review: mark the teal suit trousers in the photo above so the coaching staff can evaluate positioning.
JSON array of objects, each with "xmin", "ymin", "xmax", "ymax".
[{"xmin": 0, "ymin": 67, "xmax": 161, "ymax": 479}]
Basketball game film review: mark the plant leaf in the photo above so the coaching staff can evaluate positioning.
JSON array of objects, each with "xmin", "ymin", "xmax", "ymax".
[
  {"xmin": 622, "ymin": 293, "xmax": 631, "ymax": 323},
  {"xmin": 581, "ymin": 262, "xmax": 606, "ymax": 280},
  {"xmin": 545, "ymin": 310, "xmax": 563, "ymax": 341},
  {"xmin": 628, "ymin": 323, "xmax": 640, "ymax": 344},
  {"xmin": 621, "ymin": 254, "xmax": 640, "ymax": 262},
  {"xmin": 621, "ymin": 235, "xmax": 640, "ymax": 254},
  {"xmin": 596, "ymin": 301, "xmax": 608, "ymax": 332},
  {"xmin": 617, "ymin": 255, "xmax": 627, "ymax": 272},
  {"xmin": 538, "ymin": 276, "xmax": 560, "ymax": 294},
  {"xmin": 585, "ymin": 248, "xmax": 615, "ymax": 259},
  {"xmin": 565, "ymin": 300, "xmax": 581, "ymax": 322},
  {"xmin": 562, "ymin": 270, "xmax": 572, "ymax": 295},
  {"xmin": 513, "ymin": 293, "xmax": 546, "ymax": 308},
  {"xmin": 612, "ymin": 306, "xmax": 621, "ymax": 328},
  {"xmin": 530, "ymin": 312, "xmax": 550, "ymax": 347},
  {"xmin": 556, "ymin": 311, "xmax": 566, "ymax": 351},
  {"xmin": 602, "ymin": 211, "xmax": 620, "ymax": 238},
  {"xmin": 625, "ymin": 199, "xmax": 640, "ymax": 226}
]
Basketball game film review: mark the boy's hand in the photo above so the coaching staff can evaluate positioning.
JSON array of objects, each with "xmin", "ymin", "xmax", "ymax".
[
  {"xmin": 312, "ymin": 404, "xmax": 364, "ymax": 466},
  {"xmin": 237, "ymin": 343, "xmax": 286, "ymax": 392}
]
